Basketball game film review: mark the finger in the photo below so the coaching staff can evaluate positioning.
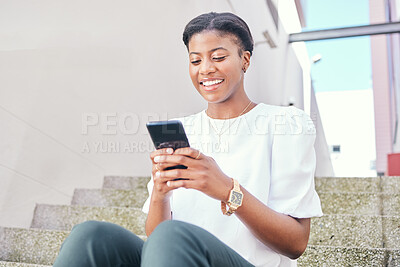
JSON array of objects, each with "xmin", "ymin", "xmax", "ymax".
[
  {"xmin": 153, "ymin": 154, "xmax": 190, "ymax": 165},
  {"xmin": 152, "ymin": 164, "xmax": 158, "ymax": 173},
  {"xmin": 153, "ymin": 176, "xmax": 176, "ymax": 195},
  {"xmin": 174, "ymin": 147, "xmax": 202, "ymax": 159},
  {"xmin": 150, "ymin": 148, "xmax": 174, "ymax": 162},
  {"xmin": 156, "ymin": 162, "xmax": 183, "ymax": 171},
  {"xmin": 152, "ymin": 163, "xmax": 165, "ymax": 173},
  {"xmin": 152, "ymin": 163, "xmax": 175, "ymax": 175},
  {"xmin": 166, "ymin": 179, "xmax": 198, "ymax": 189},
  {"xmin": 151, "ymin": 148, "xmax": 174, "ymax": 158},
  {"xmin": 156, "ymin": 168, "xmax": 194, "ymax": 181},
  {"xmin": 155, "ymin": 175, "xmax": 188, "ymax": 184}
]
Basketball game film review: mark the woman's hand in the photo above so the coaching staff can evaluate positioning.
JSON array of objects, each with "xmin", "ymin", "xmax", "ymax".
[
  {"xmin": 150, "ymin": 147, "xmax": 176, "ymax": 203},
  {"xmin": 146, "ymin": 147, "xmax": 177, "ymax": 236},
  {"xmin": 153, "ymin": 147, "xmax": 233, "ymax": 202}
]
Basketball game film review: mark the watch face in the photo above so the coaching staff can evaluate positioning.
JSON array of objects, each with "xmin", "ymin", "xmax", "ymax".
[{"xmin": 231, "ymin": 191, "xmax": 243, "ymax": 205}]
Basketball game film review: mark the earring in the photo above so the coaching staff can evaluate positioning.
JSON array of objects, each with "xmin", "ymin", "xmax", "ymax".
[{"xmin": 243, "ymin": 63, "xmax": 247, "ymax": 73}]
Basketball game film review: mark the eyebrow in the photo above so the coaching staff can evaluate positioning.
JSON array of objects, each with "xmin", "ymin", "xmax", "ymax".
[{"xmin": 189, "ymin": 47, "xmax": 228, "ymax": 55}]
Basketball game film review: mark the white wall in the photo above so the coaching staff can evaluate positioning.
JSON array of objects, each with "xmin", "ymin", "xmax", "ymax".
[
  {"xmin": 316, "ymin": 89, "xmax": 377, "ymax": 177},
  {"xmin": 0, "ymin": 0, "xmax": 231, "ymax": 228},
  {"xmin": 0, "ymin": 0, "xmax": 331, "ymax": 227},
  {"xmin": 310, "ymin": 88, "xmax": 335, "ymax": 177}
]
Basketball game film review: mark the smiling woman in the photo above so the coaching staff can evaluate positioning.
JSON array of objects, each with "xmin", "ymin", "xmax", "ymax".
[
  {"xmin": 53, "ymin": 12, "xmax": 323, "ymax": 267},
  {"xmin": 184, "ymin": 12, "xmax": 254, "ymax": 117},
  {"xmin": 187, "ymin": 31, "xmax": 250, "ymax": 106}
]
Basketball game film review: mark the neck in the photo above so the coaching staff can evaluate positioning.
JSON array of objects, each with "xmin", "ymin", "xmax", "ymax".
[{"xmin": 206, "ymin": 98, "xmax": 255, "ymax": 119}]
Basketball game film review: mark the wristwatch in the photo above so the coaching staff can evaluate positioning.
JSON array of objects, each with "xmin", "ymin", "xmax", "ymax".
[{"xmin": 221, "ymin": 178, "xmax": 243, "ymax": 216}]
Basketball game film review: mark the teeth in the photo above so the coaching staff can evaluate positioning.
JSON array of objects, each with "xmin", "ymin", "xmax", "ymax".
[{"xmin": 202, "ymin": 79, "xmax": 223, "ymax": 86}]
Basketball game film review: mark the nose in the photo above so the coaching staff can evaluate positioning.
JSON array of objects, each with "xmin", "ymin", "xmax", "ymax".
[{"xmin": 199, "ymin": 59, "xmax": 216, "ymax": 75}]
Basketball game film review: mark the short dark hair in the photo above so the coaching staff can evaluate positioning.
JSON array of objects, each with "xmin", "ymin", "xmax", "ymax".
[{"xmin": 182, "ymin": 12, "xmax": 254, "ymax": 56}]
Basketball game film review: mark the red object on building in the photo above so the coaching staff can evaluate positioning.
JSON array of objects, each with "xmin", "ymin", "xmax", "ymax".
[{"xmin": 387, "ymin": 153, "xmax": 400, "ymax": 176}]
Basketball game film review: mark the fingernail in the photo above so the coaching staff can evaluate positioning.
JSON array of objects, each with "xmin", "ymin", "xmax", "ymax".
[
  {"xmin": 155, "ymin": 171, "xmax": 160, "ymax": 177},
  {"xmin": 167, "ymin": 181, "xmax": 171, "ymax": 187},
  {"xmin": 154, "ymin": 156, "xmax": 160, "ymax": 162},
  {"xmin": 166, "ymin": 148, "xmax": 173, "ymax": 154}
]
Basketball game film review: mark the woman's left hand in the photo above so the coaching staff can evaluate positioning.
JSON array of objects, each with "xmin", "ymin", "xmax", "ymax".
[{"xmin": 153, "ymin": 147, "xmax": 232, "ymax": 202}]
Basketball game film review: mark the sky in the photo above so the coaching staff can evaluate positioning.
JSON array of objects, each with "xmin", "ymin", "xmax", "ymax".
[{"xmin": 302, "ymin": 0, "xmax": 372, "ymax": 92}]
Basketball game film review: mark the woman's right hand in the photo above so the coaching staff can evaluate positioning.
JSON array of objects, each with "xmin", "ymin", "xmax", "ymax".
[{"xmin": 150, "ymin": 147, "xmax": 176, "ymax": 202}]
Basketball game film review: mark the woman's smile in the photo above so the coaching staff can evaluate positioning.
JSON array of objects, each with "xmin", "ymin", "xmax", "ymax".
[{"xmin": 200, "ymin": 78, "xmax": 225, "ymax": 91}]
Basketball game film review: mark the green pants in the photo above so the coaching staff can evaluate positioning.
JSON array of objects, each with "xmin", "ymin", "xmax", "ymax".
[{"xmin": 53, "ymin": 220, "xmax": 254, "ymax": 267}]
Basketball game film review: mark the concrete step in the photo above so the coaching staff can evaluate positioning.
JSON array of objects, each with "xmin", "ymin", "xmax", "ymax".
[
  {"xmin": 30, "ymin": 204, "xmax": 399, "ymax": 249},
  {"xmin": 3, "ymin": 224, "xmax": 397, "ymax": 266},
  {"xmin": 104, "ymin": 176, "xmax": 400, "ymax": 193},
  {"xmin": 4, "ymin": 175, "xmax": 395, "ymax": 266},
  {"xmin": 0, "ymin": 227, "xmax": 68, "ymax": 266},
  {"xmin": 74, "ymin": 184, "xmax": 400, "ymax": 217},
  {"xmin": 103, "ymin": 176, "xmax": 400, "ymax": 191},
  {"xmin": 315, "ymin": 176, "xmax": 400, "ymax": 193},
  {"xmin": 71, "ymin": 188, "xmax": 148, "ymax": 208},
  {"xmin": 0, "ymin": 262, "xmax": 50, "ymax": 267},
  {"xmin": 0, "ymin": 226, "xmax": 147, "ymax": 266},
  {"xmin": 298, "ymin": 245, "xmax": 400, "ymax": 266},
  {"xmin": 319, "ymin": 192, "xmax": 399, "ymax": 215},
  {"xmin": 381, "ymin": 176, "xmax": 400, "ymax": 193},
  {"xmin": 1, "ymin": 246, "xmax": 398, "ymax": 267},
  {"xmin": 309, "ymin": 214, "xmax": 399, "ymax": 249},
  {"xmin": 30, "ymin": 204, "xmax": 146, "ymax": 236},
  {"xmin": 102, "ymin": 176, "xmax": 150, "ymax": 190}
]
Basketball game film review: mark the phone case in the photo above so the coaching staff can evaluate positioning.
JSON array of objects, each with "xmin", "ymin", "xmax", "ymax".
[{"xmin": 146, "ymin": 120, "xmax": 190, "ymax": 179}]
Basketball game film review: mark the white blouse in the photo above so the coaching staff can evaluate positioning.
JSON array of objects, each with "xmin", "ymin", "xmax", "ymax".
[{"xmin": 142, "ymin": 103, "xmax": 323, "ymax": 267}]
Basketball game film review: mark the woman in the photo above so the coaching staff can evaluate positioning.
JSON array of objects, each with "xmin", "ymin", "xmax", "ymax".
[{"xmin": 53, "ymin": 12, "xmax": 322, "ymax": 267}]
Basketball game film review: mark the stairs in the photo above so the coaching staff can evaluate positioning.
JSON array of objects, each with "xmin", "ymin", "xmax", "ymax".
[
  {"xmin": 0, "ymin": 176, "xmax": 399, "ymax": 266},
  {"xmin": 302, "ymin": 177, "xmax": 400, "ymax": 266}
]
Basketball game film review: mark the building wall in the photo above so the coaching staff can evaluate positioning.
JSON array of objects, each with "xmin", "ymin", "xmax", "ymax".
[
  {"xmin": 0, "ymin": 0, "xmax": 331, "ymax": 227},
  {"xmin": 310, "ymin": 87, "xmax": 335, "ymax": 177},
  {"xmin": 315, "ymin": 89, "xmax": 377, "ymax": 177},
  {"xmin": 370, "ymin": 0, "xmax": 394, "ymax": 174},
  {"xmin": 389, "ymin": 0, "xmax": 400, "ymax": 153}
]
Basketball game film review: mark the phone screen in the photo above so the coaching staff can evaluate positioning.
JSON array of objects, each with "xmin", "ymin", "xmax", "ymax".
[
  {"xmin": 146, "ymin": 120, "xmax": 190, "ymax": 177},
  {"xmin": 146, "ymin": 120, "xmax": 189, "ymax": 150}
]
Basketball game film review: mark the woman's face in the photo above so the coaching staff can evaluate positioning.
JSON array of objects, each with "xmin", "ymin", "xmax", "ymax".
[{"xmin": 187, "ymin": 30, "xmax": 250, "ymax": 104}]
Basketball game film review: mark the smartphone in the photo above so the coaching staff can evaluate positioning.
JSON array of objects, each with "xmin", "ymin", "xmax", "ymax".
[{"xmin": 146, "ymin": 120, "xmax": 190, "ymax": 179}]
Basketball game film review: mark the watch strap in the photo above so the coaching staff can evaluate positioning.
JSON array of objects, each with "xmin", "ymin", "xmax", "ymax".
[
  {"xmin": 221, "ymin": 201, "xmax": 236, "ymax": 216},
  {"xmin": 233, "ymin": 178, "xmax": 240, "ymax": 191},
  {"xmin": 221, "ymin": 178, "xmax": 242, "ymax": 216}
]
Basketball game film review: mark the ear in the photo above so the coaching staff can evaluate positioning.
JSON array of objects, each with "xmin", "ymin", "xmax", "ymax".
[{"xmin": 242, "ymin": 51, "xmax": 251, "ymax": 72}]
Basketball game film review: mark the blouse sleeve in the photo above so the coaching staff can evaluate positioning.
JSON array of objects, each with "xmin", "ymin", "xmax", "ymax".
[{"xmin": 268, "ymin": 106, "xmax": 323, "ymax": 218}]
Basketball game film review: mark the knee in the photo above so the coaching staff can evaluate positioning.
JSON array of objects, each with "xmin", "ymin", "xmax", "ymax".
[
  {"xmin": 141, "ymin": 221, "xmax": 210, "ymax": 266},
  {"xmin": 68, "ymin": 220, "xmax": 113, "ymax": 243},
  {"xmin": 146, "ymin": 220, "xmax": 199, "ymax": 248},
  {"xmin": 142, "ymin": 221, "xmax": 188, "ymax": 258},
  {"xmin": 59, "ymin": 221, "xmax": 137, "ymax": 255},
  {"xmin": 154, "ymin": 220, "xmax": 183, "ymax": 232},
  {"xmin": 55, "ymin": 221, "xmax": 144, "ymax": 267},
  {"xmin": 150, "ymin": 220, "xmax": 187, "ymax": 240}
]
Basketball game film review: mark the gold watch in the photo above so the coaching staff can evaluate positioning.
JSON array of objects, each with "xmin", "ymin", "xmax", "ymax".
[{"xmin": 221, "ymin": 178, "xmax": 243, "ymax": 216}]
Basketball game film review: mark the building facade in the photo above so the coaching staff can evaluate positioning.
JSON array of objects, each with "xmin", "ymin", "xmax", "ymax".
[
  {"xmin": 370, "ymin": 0, "xmax": 400, "ymax": 175},
  {"xmin": 0, "ymin": 0, "xmax": 332, "ymax": 227}
]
